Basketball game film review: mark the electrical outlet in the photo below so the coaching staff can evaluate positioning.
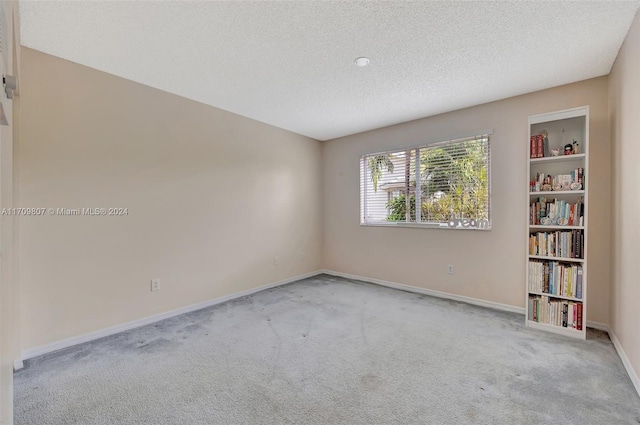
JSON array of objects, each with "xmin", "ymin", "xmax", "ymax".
[
  {"xmin": 299, "ymin": 251, "xmax": 305, "ymax": 261},
  {"xmin": 151, "ymin": 279, "xmax": 161, "ymax": 291},
  {"xmin": 273, "ymin": 257, "xmax": 278, "ymax": 266},
  {"xmin": 447, "ymin": 265, "xmax": 454, "ymax": 275}
]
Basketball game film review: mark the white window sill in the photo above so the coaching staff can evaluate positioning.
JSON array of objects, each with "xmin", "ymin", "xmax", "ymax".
[{"xmin": 360, "ymin": 221, "xmax": 491, "ymax": 231}]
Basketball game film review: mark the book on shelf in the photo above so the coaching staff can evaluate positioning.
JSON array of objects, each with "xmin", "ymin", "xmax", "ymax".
[
  {"xmin": 528, "ymin": 294, "xmax": 583, "ymax": 330},
  {"xmin": 530, "ymin": 136, "xmax": 536, "ymax": 158},
  {"xmin": 577, "ymin": 302, "xmax": 583, "ymax": 330},
  {"xmin": 528, "ymin": 230, "xmax": 584, "ymax": 259},
  {"xmin": 530, "ymin": 134, "xmax": 545, "ymax": 159},
  {"xmin": 528, "ymin": 260, "xmax": 583, "ymax": 299},
  {"xmin": 543, "ymin": 262, "xmax": 549, "ymax": 293},
  {"xmin": 530, "ymin": 198, "xmax": 584, "ymax": 226},
  {"xmin": 538, "ymin": 136, "xmax": 544, "ymax": 158},
  {"xmin": 576, "ymin": 267, "xmax": 583, "ymax": 299}
]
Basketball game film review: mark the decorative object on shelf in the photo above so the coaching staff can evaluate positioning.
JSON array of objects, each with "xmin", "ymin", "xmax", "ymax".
[
  {"xmin": 564, "ymin": 144, "xmax": 573, "ymax": 155},
  {"xmin": 551, "ymin": 148, "xmax": 560, "ymax": 156},
  {"xmin": 572, "ymin": 139, "xmax": 579, "ymax": 154},
  {"xmin": 541, "ymin": 130, "xmax": 549, "ymax": 157},
  {"xmin": 530, "ymin": 170, "xmax": 585, "ymax": 193}
]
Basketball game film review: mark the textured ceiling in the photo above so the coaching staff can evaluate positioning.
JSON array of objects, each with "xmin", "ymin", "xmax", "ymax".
[{"xmin": 19, "ymin": 1, "xmax": 640, "ymax": 141}]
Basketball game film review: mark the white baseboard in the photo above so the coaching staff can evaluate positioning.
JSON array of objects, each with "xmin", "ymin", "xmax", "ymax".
[
  {"xmin": 13, "ymin": 359, "xmax": 24, "ymax": 371},
  {"xmin": 320, "ymin": 269, "xmax": 525, "ymax": 314},
  {"xmin": 19, "ymin": 270, "xmax": 323, "ymax": 362},
  {"xmin": 585, "ymin": 320, "xmax": 609, "ymax": 332},
  {"xmin": 608, "ymin": 327, "xmax": 640, "ymax": 398}
]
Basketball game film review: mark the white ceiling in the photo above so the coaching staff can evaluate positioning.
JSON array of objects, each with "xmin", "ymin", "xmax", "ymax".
[{"xmin": 19, "ymin": 1, "xmax": 640, "ymax": 141}]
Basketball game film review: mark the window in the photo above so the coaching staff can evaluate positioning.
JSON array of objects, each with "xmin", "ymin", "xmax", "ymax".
[{"xmin": 360, "ymin": 133, "xmax": 491, "ymax": 229}]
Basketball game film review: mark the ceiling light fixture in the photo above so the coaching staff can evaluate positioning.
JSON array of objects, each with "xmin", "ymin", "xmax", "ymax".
[{"xmin": 354, "ymin": 57, "xmax": 370, "ymax": 67}]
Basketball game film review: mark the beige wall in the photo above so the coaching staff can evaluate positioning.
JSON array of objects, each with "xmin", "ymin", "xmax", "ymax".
[
  {"xmin": 610, "ymin": 10, "xmax": 640, "ymax": 389},
  {"xmin": 323, "ymin": 77, "xmax": 611, "ymax": 324},
  {"xmin": 18, "ymin": 48, "xmax": 323, "ymax": 351}
]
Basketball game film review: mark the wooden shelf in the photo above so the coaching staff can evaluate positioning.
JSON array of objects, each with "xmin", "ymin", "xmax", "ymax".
[
  {"xmin": 529, "ymin": 190, "xmax": 584, "ymax": 196},
  {"xmin": 530, "ymin": 153, "xmax": 585, "ymax": 164},
  {"xmin": 529, "ymin": 225, "xmax": 584, "ymax": 230},
  {"xmin": 528, "ymin": 291, "xmax": 583, "ymax": 302},
  {"xmin": 528, "ymin": 255, "xmax": 584, "ymax": 263}
]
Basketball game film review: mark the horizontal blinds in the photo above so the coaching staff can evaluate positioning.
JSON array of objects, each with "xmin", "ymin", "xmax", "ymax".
[{"xmin": 360, "ymin": 134, "xmax": 490, "ymax": 228}]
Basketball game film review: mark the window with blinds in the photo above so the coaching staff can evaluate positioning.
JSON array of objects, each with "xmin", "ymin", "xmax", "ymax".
[{"xmin": 360, "ymin": 133, "xmax": 491, "ymax": 229}]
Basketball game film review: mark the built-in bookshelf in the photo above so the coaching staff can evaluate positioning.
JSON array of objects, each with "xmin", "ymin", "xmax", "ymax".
[{"xmin": 526, "ymin": 106, "xmax": 588, "ymax": 339}]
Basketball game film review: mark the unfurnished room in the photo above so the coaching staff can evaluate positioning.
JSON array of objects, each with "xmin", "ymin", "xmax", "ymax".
[{"xmin": 0, "ymin": 1, "xmax": 639, "ymax": 424}]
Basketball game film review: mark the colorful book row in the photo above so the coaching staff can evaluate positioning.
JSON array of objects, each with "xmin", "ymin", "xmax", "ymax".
[
  {"xmin": 528, "ymin": 295, "xmax": 583, "ymax": 330},
  {"xmin": 529, "ymin": 230, "xmax": 584, "ymax": 259},
  {"xmin": 530, "ymin": 198, "xmax": 584, "ymax": 226},
  {"xmin": 528, "ymin": 260, "xmax": 583, "ymax": 299}
]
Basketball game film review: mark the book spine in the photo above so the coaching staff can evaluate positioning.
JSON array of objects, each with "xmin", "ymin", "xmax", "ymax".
[
  {"xmin": 544, "ymin": 262, "xmax": 549, "ymax": 293},
  {"xmin": 568, "ymin": 303, "xmax": 574, "ymax": 328},
  {"xmin": 537, "ymin": 135, "xmax": 544, "ymax": 158},
  {"xmin": 530, "ymin": 136, "xmax": 536, "ymax": 159},
  {"xmin": 569, "ymin": 204, "xmax": 574, "ymax": 226},
  {"xmin": 576, "ymin": 266, "xmax": 583, "ymax": 299},
  {"xmin": 576, "ymin": 303, "xmax": 583, "ymax": 330},
  {"xmin": 578, "ymin": 168, "xmax": 584, "ymax": 188},
  {"xmin": 530, "ymin": 204, "xmax": 533, "ymax": 225}
]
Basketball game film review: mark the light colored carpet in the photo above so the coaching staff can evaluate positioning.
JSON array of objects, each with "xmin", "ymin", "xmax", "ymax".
[{"xmin": 14, "ymin": 274, "xmax": 640, "ymax": 424}]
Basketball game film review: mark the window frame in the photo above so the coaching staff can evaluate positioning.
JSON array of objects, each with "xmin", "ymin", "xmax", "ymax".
[{"xmin": 359, "ymin": 130, "xmax": 493, "ymax": 231}]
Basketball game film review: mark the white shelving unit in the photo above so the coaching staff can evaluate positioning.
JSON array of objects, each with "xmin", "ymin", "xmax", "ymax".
[{"xmin": 526, "ymin": 106, "xmax": 589, "ymax": 339}]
